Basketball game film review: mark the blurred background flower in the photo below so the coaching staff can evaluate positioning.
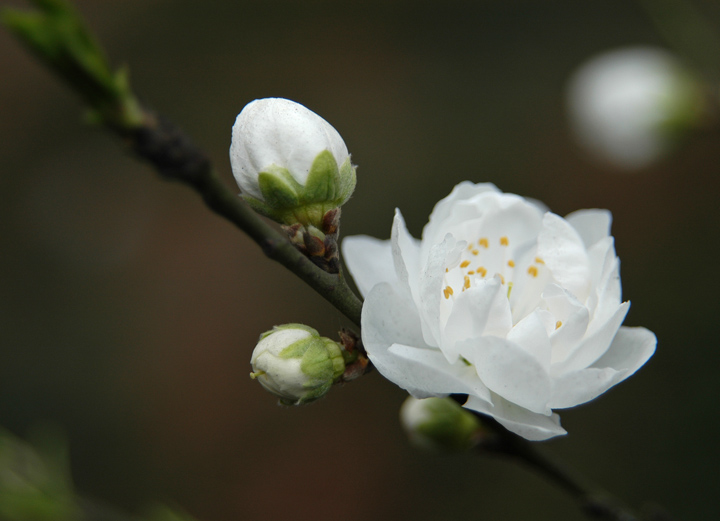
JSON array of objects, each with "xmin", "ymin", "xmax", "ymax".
[
  {"xmin": 566, "ymin": 46, "xmax": 706, "ymax": 170},
  {"xmin": 1, "ymin": 1, "xmax": 719, "ymax": 520}
]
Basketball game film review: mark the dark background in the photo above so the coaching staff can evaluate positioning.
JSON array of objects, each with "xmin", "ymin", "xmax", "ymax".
[{"xmin": 1, "ymin": 1, "xmax": 719, "ymax": 520}]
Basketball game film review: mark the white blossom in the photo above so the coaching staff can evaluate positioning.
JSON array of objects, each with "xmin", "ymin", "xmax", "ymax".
[
  {"xmin": 567, "ymin": 47, "xmax": 703, "ymax": 170},
  {"xmin": 343, "ymin": 182, "xmax": 656, "ymax": 440}
]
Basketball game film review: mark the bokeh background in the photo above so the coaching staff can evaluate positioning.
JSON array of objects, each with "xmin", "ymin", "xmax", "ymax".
[{"xmin": 2, "ymin": 0, "xmax": 719, "ymax": 519}]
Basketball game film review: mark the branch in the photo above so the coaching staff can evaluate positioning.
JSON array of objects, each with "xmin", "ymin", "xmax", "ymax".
[
  {"xmin": 2, "ymin": 0, "xmax": 363, "ymax": 328},
  {"xmin": 448, "ymin": 395, "xmax": 651, "ymax": 521},
  {"xmin": 129, "ymin": 112, "xmax": 363, "ymax": 327}
]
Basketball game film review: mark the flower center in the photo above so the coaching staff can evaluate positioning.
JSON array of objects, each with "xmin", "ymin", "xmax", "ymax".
[{"xmin": 441, "ymin": 234, "xmax": 549, "ymax": 324}]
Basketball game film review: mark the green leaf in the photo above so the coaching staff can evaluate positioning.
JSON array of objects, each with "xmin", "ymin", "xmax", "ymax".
[{"xmin": 2, "ymin": 0, "xmax": 143, "ymax": 129}]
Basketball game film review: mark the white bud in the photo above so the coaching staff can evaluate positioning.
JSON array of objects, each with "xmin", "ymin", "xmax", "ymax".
[
  {"xmin": 250, "ymin": 324, "xmax": 346, "ymax": 405},
  {"xmin": 566, "ymin": 47, "xmax": 705, "ymax": 170},
  {"xmin": 230, "ymin": 98, "xmax": 356, "ymax": 226}
]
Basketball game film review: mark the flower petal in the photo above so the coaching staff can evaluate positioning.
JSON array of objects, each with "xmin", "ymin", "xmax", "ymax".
[
  {"xmin": 507, "ymin": 310, "xmax": 553, "ymax": 370},
  {"xmin": 543, "ymin": 284, "xmax": 590, "ymax": 364},
  {"xmin": 418, "ymin": 234, "xmax": 462, "ymax": 347},
  {"xmin": 388, "ymin": 344, "xmax": 493, "ymax": 401},
  {"xmin": 549, "ymin": 367, "xmax": 624, "ymax": 408},
  {"xmin": 422, "ymin": 182, "xmax": 499, "ymax": 246},
  {"xmin": 441, "ymin": 277, "xmax": 512, "ymax": 363},
  {"xmin": 551, "ymin": 301, "xmax": 629, "ymax": 376},
  {"xmin": 391, "ymin": 209, "xmax": 422, "ymax": 299},
  {"xmin": 230, "ymin": 98, "xmax": 348, "ymax": 198},
  {"xmin": 461, "ymin": 336, "xmax": 553, "ymax": 414},
  {"xmin": 591, "ymin": 326, "xmax": 657, "ymax": 375},
  {"xmin": 341, "ymin": 235, "xmax": 395, "ymax": 298},
  {"xmin": 550, "ymin": 326, "xmax": 655, "ymax": 407},
  {"xmin": 565, "ymin": 209, "xmax": 612, "ymax": 249},
  {"xmin": 464, "ymin": 394, "xmax": 566, "ymax": 441},
  {"xmin": 537, "ymin": 212, "xmax": 591, "ymax": 303},
  {"xmin": 361, "ymin": 283, "xmax": 438, "ymax": 396}
]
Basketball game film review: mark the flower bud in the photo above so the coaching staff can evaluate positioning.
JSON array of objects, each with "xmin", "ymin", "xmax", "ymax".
[
  {"xmin": 567, "ymin": 47, "xmax": 706, "ymax": 170},
  {"xmin": 400, "ymin": 397, "xmax": 482, "ymax": 452},
  {"xmin": 250, "ymin": 324, "xmax": 346, "ymax": 405},
  {"xmin": 230, "ymin": 98, "xmax": 356, "ymax": 228}
]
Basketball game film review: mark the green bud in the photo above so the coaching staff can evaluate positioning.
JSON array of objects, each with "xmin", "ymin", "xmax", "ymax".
[
  {"xmin": 250, "ymin": 324, "xmax": 346, "ymax": 405},
  {"xmin": 400, "ymin": 397, "xmax": 482, "ymax": 452}
]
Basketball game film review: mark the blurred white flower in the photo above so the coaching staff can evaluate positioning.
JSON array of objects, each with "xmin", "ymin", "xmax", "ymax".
[
  {"xmin": 343, "ymin": 182, "xmax": 656, "ymax": 440},
  {"xmin": 230, "ymin": 98, "xmax": 356, "ymax": 226},
  {"xmin": 567, "ymin": 47, "xmax": 704, "ymax": 170}
]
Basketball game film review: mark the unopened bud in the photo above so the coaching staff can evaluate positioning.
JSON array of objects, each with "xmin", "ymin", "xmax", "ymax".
[
  {"xmin": 400, "ymin": 397, "xmax": 483, "ymax": 452},
  {"xmin": 230, "ymin": 98, "xmax": 356, "ymax": 228},
  {"xmin": 250, "ymin": 324, "xmax": 346, "ymax": 405}
]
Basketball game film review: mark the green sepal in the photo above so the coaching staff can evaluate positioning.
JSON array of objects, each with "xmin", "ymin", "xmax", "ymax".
[
  {"xmin": 336, "ymin": 156, "xmax": 357, "ymax": 204},
  {"xmin": 241, "ymin": 193, "xmax": 277, "ymax": 220},
  {"xmin": 278, "ymin": 336, "xmax": 316, "ymax": 360},
  {"xmin": 303, "ymin": 150, "xmax": 339, "ymax": 204},
  {"xmin": 294, "ymin": 381, "xmax": 332, "ymax": 405},
  {"xmin": 300, "ymin": 341, "xmax": 337, "ymax": 383},
  {"xmin": 258, "ymin": 168, "xmax": 301, "ymax": 209}
]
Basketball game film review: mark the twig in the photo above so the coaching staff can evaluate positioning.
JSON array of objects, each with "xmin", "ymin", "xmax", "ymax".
[
  {"xmin": 128, "ymin": 111, "xmax": 363, "ymax": 327},
  {"xmin": 450, "ymin": 395, "xmax": 643, "ymax": 521},
  {"xmin": 2, "ymin": 0, "xmax": 363, "ymax": 328}
]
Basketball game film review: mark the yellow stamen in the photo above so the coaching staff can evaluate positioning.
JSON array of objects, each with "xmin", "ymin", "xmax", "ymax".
[
  {"xmin": 555, "ymin": 321, "xmax": 563, "ymax": 330},
  {"xmin": 535, "ymin": 257, "xmax": 545, "ymax": 265},
  {"xmin": 443, "ymin": 286, "xmax": 454, "ymax": 299},
  {"xmin": 500, "ymin": 236, "xmax": 509, "ymax": 246},
  {"xmin": 478, "ymin": 266, "xmax": 487, "ymax": 277},
  {"xmin": 507, "ymin": 259, "xmax": 515, "ymax": 268},
  {"xmin": 468, "ymin": 270, "xmax": 475, "ymax": 275},
  {"xmin": 460, "ymin": 260, "xmax": 471, "ymax": 268},
  {"xmin": 478, "ymin": 238, "xmax": 489, "ymax": 248},
  {"xmin": 528, "ymin": 266, "xmax": 538, "ymax": 277},
  {"xmin": 497, "ymin": 273, "xmax": 505, "ymax": 284},
  {"xmin": 471, "ymin": 249, "xmax": 479, "ymax": 256},
  {"xmin": 464, "ymin": 276, "xmax": 471, "ymax": 290}
]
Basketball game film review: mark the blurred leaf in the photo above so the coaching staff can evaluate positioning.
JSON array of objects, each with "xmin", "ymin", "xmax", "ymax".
[
  {"xmin": 0, "ymin": 427, "xmax": 80, "ymax": 521},
  {"xmin": 2, "ymin": 0, "xmax": 143, "ymax": 130}
]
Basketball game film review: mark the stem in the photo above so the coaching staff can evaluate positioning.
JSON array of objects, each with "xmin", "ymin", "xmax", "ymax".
[
  {"xmin": 126, "ymin": 111, "xmax": 364, "ymax": 327},
  {"xmin": 497, "ymin": 435, "xmax": 638, "ymax": 521},
  {"xmin": 193, "ymin": 169, "xmax": 363, "ymax": 327},
  {"xmin": 450, "ymin": 395, "xmax": 643, "ymax": 521}
]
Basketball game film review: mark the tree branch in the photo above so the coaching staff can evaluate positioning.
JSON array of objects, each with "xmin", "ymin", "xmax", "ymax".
[{"xmin": 129, "ymin": 111, "xmax": 364, "ymax": 327}]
